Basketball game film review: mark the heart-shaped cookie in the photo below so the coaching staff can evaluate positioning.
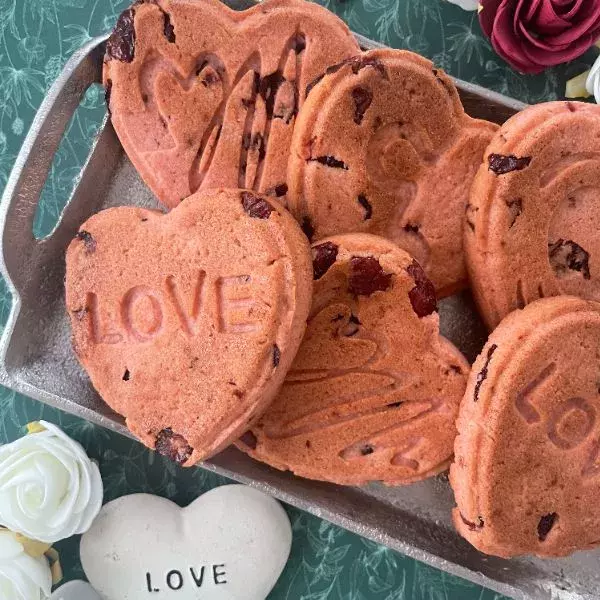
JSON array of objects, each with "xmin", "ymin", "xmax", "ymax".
[
  {"xmin": 238, "ymin": 234, "xmax": 469, "ymax": 485},
  {"xmin": 104, "ymin": 0, "xmax": 360, "ymax": 208},
  {"xmin": 287, "ymin": 49, "xmax": 498, "ymax": 297},
  {"xmin": 80, "ymin": 485, "xmax": 292, "ymax": 600},
  {"xmin": 466, "ymin": 101, "xmax": 600, "ymax": 329},
  {"xmin": 451, "ymin": 297, "xmax": 600, "ymax": 557},
  {"xmin": 50, "ymin": 581, "xmax": 101, "ymax": 600},
  {"xmin": 65, "ymin": 189, "xmax": 312, "ymax": 464}
]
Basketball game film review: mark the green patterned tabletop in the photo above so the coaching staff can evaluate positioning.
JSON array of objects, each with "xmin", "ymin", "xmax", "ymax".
[{"xmin": 0, "ymin": 0, "xmax": 594, "ymax": 598}]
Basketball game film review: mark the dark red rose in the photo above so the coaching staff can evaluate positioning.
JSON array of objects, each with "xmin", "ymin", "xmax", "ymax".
[{"xmin": 480, "ymin": 0, "xmax": 600, "ymax": 74}]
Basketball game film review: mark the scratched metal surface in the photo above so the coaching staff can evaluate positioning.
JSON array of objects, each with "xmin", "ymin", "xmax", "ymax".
[{"xmin": 0, "ymin": 13, "xmax": 597, "ymax": 600}]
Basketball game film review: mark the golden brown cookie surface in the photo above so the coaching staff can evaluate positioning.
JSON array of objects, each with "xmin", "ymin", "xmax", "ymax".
[
  {"xmin": 466, "ymin": 101, "xmax": 600, "ymax": 329},
  {"xmin": 65, "ymin": 189, "xmax": 312, "ymax": 465},
  {"xmin": 238, "ymin": 234, "xmax": 469, "ymax": 485},
  {"xmin": 451, "ymin": 297, "xmax": 600, "ymax": 558},
  {"xmin": 104, "ymin": 0, "xmax": 360, "ymax": 208},
  {"xmin": 287, "ymin": 49, "xmax": 497, "ymax": 297}
]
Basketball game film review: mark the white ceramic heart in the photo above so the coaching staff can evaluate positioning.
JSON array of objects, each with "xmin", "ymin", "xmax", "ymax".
[
  {"xmin": 80, "ymin": 485, "xmax": 292, "ymax": 600},
  {"xmin": 49, "ymin": 581, "xmax": 101, "ymax": 600}
]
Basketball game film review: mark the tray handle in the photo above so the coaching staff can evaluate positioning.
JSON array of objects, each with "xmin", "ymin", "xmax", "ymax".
[{"xmin": 0, "ymin": 36, "xmax": 107, "ymax": 293}]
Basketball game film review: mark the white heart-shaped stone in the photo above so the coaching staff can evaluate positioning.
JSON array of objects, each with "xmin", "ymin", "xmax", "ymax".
[
  {"xmin": 80, "ymin": 485, "xmax": 292, "ymax": 600},
  {"xmin": 50, "ymin": 581, "xmax": 101, "ymax": 600}
]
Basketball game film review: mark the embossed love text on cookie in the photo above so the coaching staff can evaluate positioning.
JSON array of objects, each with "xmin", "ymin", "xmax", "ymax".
[
  {"xmin": 104, "ymin": 0, "xmax": 359, "ymax": 208},
  {"xmin": 65, "ymin": 190, "xmax": 312, "ymax": 465}
]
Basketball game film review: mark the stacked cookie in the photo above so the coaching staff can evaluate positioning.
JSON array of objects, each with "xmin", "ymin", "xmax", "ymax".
[{"xmin": 64, "ymin": 0, "xmax": 600, "ymax": 559}]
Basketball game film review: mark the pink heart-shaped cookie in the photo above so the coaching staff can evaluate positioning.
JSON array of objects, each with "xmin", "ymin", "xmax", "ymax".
[
  {"xmin": 104, "ymin": 0, "xmax": 360, "ymax": 208},
  {"xmin": 65, "ymin": 189, "xmax": 312, "ymax": 465}
]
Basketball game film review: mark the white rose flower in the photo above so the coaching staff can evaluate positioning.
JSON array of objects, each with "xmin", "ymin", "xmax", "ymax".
[
  {"xmin": 0, "ymin": 530, "xmax": 52, "ymax": 600},
  {"xmin": 0, "ymin": 422, "xmax": 103, "ymax": 543},
  {"xmin": 446, "ymin": 0, "xmax": 479, "ymax": 10},
  {"xmin": 586, "ymin": 54, "xmax": 600, "ymax": 103}
]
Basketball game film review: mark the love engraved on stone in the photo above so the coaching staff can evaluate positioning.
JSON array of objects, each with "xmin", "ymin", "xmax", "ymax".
[
  {"xmin": 145, "ymin": 564, "xmax": 227, "ymax": 593},
  {"xmin": 85, "ymin": 271, "xmax": 262, "ymax": 344}
]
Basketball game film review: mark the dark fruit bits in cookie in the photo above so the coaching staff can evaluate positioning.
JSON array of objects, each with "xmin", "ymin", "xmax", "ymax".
[
  {"xmin": 272, "ymin": 344, "xmax": 281, "ymax": 367},
  {"xmin": 488, "ymin": 153, "xmax": 532, "ymax": 175},
  {"xmin": 548, "ymin": 239, "xmax": 591, "ymax": 280},
  {"xmin": 357, "ymin": 194, "xmax": 372, "ymax": 219},
  {"xmin": 460, "ymin": 513, "xmax": 484, "ymax": 531},
  {"xmin": 265, "ymin": 183, "xmax": 288, "ymax": 197},
  {"xmin": 75, "ymin": 230, "xmax": 97, "ymax": 253},
  {"xmin": 301, "ymin": 216, "xmax": 315, "ymax": 241},
  {"xmin": 155, "ymin": 428, "xmax": 193, "ymax": 465},
  {"xmin": 474, "ymin": 344, "xmax": 498, "ymax": 402},
  {"xmin": 122, "ymin": 369, "xmax": 130, "ymax": 381},
  {"xmin": 348, "ymin": 256, "xmax": 392, "ymax": 296},
  {"xmin": 163, "ymin": 11, "xmax": 175, "ymax": 43},
  {"xmin": 309, "ymin": 155, "xmax": 349, "ymax": 170},
  {"xmin": 241, "ymin": 191, "xmax": 274, "ymax": 219},
  {"xmin": 406, "ymin": 260, "xmax": 437, "ymax": 318},
  {"xmin": 239, "ymin": 430, "xmax": 258, "ymax": 450},
  {"xmin": 106, "ymin": 8, "xmax": 136, "ymax": 63},
  {"xmin": 360, "ymin": 444, "xmax": 374, "ymax": 456},
  {"xmin": 506, "ymin": 198, "xmax": 523, "ymax": 228},
  {"xmin": 104, "ymin": 79, "xmax": 113, "ymax": 114},
  {"xmin": 404, "ymin": 223, "xmax": 419, "ymax": 233},
  {"xmin": 312, "ymin": 241, "xmax": 339, "ymax": 280},
  {"xmin": 537, "ymin": 513, "xmax": 558, "ymax": 541},
  {"xmin": 351, "ymin": 87, "xmax": 373, "ymax": 125}
]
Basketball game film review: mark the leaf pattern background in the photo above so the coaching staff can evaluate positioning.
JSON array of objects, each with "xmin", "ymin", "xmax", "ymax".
[{"xmin": 0, "ymin": 0, "xmax": 593, "ymax": 597}]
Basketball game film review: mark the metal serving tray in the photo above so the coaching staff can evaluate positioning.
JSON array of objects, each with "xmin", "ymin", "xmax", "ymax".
[{"xmin": 0, "ymin": 8, "xmax": 596, "ymax": 599}]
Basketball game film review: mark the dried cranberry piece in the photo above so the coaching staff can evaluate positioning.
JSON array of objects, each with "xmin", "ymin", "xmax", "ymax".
[
  {"xmin": 506, "ymin": 198, "xmax": 522, "ymax": 228},
  {"xmin": 312, "ymin": 242, "xmax": 338, "ymax": 280},
  {"xmin": 301, "ymin": 216, "xmax": 315, "ymax": 241},
  {"xmin": 239, "ymin": 430, "xmax": 258, "ymax": 450},
  {"xmin": 357, "ymin": 194, "xmax": 372, "ymax": 219},
  {"xmin": 265, "ymin": 183, "xmax": 288, "ymax": 197},
  {"xmin": 104, "ymin": 79, "xmax": 113, "ymax": 115},
  {"xmin": 308, "ymin": 155, "xmax": 348, "ymax": 170},
  {"xmin": 75, "ymin": 230, "xmax": 97, "ymax": 253},
  {"xmin": 122, "ymin": 369, "xmax": 130, "ymax": 381},
  {"xmin": 404, "ymin": 223, "xmax": 419, "ymax": 234},
  {"xmin": 155, "ymin": 428, "xmax": 193, "ymax": 465},
  {"xmin": 538, "ymin": 513, "xmax": 558, "ymax": 541},
  {"xmin": 360, "ymin": 444, "xmax": 374, "ymax": 456},
  {"xmin": 241, "ymin": 192, "xmax": 274, "ymax": 219},
  {"xmin": 488, "ymin": 153, "xmax": 531, "ymax": 175},
  {"xmin": 351, "ymin": 87, "xmax": 373, "ymax": 125},
  {"xmin": 548, "ymin": 239, "xmax": 590, "ymax": 280},
  {"xmin": 406, "ymin": 260, "xmax": 437, "ymax": 318},
  {"xmin": 349, "ymin": 56, "xmax": 388, "ymax": 79},
  {"xmin": 460, "ymin": 513, "xmax": 484, "ymax": 531},
  {"xmin": 272, "ymin": 344, "xmax": 281, "ymax": 367},
  {"xmin": 259, "ymin": 70, "xmax": 285, "ymax": 119},
  {"xmin": 474, "ymin": 344, "xmax": 497, "ymax": 402},
  {"xmin": 106, "ymin": 8, "xmax": 136, "ymax": 63},
  {"xmin": 163, "ymin": 11, "xmax": 175, "ymax": 43},
  {"xmin": 348, "ymin": 256, "xmax": 392, "ymax": 296}
]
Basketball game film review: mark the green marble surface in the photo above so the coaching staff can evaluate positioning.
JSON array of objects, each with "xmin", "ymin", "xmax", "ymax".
[{"xmin": 0, "ymin": 0, "xmax": 594, "ymax": 598}]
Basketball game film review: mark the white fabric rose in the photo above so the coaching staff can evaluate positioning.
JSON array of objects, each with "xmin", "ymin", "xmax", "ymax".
[
  {"xmin": 586, "ymin": 54, "xmax": 600, "ymax": 103},
  {"xmin": 0, "ymin": 530, "xmax": 52, "ymax": 600},
  {"xmin": 446, "ymin": 0, "xmax": 479, "ymax": 10},
  {"xmin": 0, "ymin": 422, "xmax": 103, "ymax": 543}
]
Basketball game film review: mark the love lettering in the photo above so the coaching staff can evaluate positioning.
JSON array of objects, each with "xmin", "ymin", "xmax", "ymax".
[
  {"xmin": 85, "ymin": 271, "xmax": 263, "ymax": 344},
  {"xmin": 145, "ymin": 564, "xmax": 227, "ymax": 593}
]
